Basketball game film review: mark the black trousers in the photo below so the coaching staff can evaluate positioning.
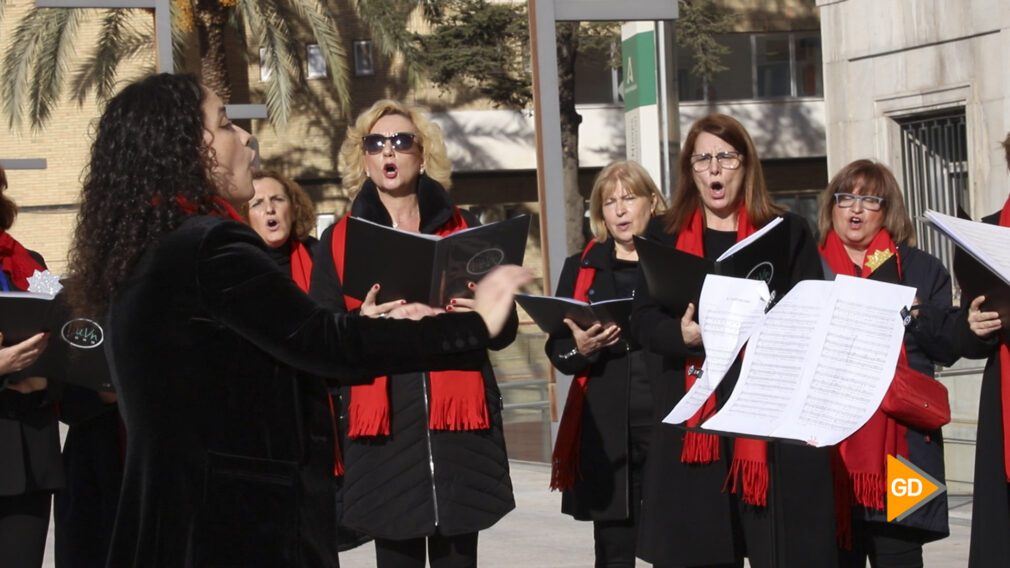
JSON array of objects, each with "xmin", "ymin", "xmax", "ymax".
[
  {"xmin": 839, "ymin": 520, "xmax": 923, "ymax": 568},
  {"xmin": 54, "ymin": 409, "xmax": 124, "ymax": 568},
  {"xmin": 374, "ymin": 531, "xmax": 478, "ymax": 568},
  {"xmin": 0, "ymin": 490, "xmax": 52, "ymax": 568},
  {"xmin": 592, "ymin": 424, "xmax": 651, "ymax": 568}
]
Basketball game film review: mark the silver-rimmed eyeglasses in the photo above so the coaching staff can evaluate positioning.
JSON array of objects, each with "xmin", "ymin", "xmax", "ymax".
[
  {"xmin": 833, "ymin": 192, "xmax": 885, "ymax": 211},
  {"xmin": 690, "ymin": 151, "xmax": 742, "ymax": 172}
]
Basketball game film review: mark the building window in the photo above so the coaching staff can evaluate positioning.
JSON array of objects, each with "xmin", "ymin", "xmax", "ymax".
[
  {"xmin": 353, "ymin": 40, "xmax": 375, "ymax": 77},
  {"xmin": 898, "ymin": 111, "xmax": 969, "ymax": 274},
  {"xmin": 678, "ymin": 32, "xmax": 823, "ymax": 102},
  {"xmin": 306, "ymin": 44, "xmax": 327, "ymax": 79},
  {"xmin": 575, "ymin": 40, "xmax": 621, "ymax": 105}
]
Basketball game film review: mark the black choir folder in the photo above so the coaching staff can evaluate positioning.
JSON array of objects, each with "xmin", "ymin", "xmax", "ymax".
[
  {"xmin": 0, "ymin": 292, "xmax": 114, "ymax": 392},
  {"xmin": 515, "ymin": 295, "xmax": 633, "ymax": 336},
  {"xmin": 925, "ymin": 209, "xmax": 1010, "ymax": 324},
  {"xmin": 634, "ymin": 216, "xmax": 790, "ymax": 315},
  {"xmin": 343, "ymin": 214, "xmax": 531, "ymax": 305}
]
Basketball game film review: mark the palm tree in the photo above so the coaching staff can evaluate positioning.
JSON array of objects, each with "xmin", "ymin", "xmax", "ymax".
[{"xmin": 0, "ymin": 0, "xmax": 420, "ymax": 130}]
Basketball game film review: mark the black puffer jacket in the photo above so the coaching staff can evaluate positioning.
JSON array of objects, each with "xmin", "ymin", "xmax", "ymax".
[{"xmin": 310, "ymin": 177, "xmax": 517, "ymax": 539}]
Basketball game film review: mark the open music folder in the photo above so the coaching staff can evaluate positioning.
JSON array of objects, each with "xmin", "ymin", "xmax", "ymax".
[
  {"xmin": 663, "ymin": 274, "xmax": 915, "ymax": 447},
  {"xmin": 0, "ymin": 291, "xmax": 113, "ymax": 392},
  {"xmin": 343, "ymin": 214, "xmax": 531, "ymax": 306},
  {"xmin": 635, "ymin": 216, "xmax": 789, "ymax": 316},
  {"xmin": 925, "ymin": 209, "xmax": 1010, "ymax": 323}
]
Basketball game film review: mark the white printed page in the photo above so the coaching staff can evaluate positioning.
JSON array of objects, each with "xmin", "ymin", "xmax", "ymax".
[
  {"xmin": 771, "ymin": 276, "xmax": 915, "ymax": 446},
  {"xmin": 699, "ymin": 280, "xmax": 829, "ymax": 436},
  {"xmin": 925, "ymin": 211, "xmax": 1010, "ymax": 285},
  {"xmin": 663, "ymin": 275, "xmax": 769, "ymax": 425}
]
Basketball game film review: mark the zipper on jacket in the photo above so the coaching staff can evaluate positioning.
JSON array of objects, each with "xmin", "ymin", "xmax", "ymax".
[{"xmin": 422, "ymin": 372, "xmax": 440, "ymax": 526}]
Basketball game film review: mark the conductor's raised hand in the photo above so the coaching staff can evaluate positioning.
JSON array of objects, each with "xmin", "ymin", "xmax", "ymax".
[
  {"xmin": 681, "ymin": 303, "xmax": 703, "ymax": 348},
  {"xmin": 0, "ymin": 331, "xmax": 49, "ymax": 376},
  {"xmin": 968, "ymin": 295, "xmax": 1002, "ymax": 338},
  {"xmin": 473, "ymin": 265, "xmax": 532, "ymax": 339},
  {"xmin": 359, "ymin": 283, "xmax": 405, "ymax": 318},
  {"xmin": 563, "ymin": 319, "xmax": 621, "ymax": 356}
]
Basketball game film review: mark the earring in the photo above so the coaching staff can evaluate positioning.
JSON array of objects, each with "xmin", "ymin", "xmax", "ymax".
[{"xmin": 420, "ymin": 165, "xmax": 426, "ymax": 175}]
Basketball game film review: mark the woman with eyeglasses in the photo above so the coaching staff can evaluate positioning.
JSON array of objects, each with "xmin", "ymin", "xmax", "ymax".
[
  {"xmin": 630, "ymin": 113, "xmax": 836, "ymax": 567},
  {"xmin": 818, "ymin": 159, "xmax": 960, "ymax": 568},
  {"xmin": 310, "ymin": 99, "xmax": 518, "ymax": 568}
]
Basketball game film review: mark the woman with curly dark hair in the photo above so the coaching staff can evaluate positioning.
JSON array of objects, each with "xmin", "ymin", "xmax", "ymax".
[{"xmin": 66, "ymin": 73, "xmax": 528, "ymax": 568}]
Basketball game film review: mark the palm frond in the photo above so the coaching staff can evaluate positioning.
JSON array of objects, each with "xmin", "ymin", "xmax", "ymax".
[
  {"xmin": 3, "ymin": 9, "xmax": 56, "ymax": 130},
  {"xmin": 28, "ymin": 8, "xmax": 83, "ymax": 131},
  {"xmin": 288, "ymin": 0, "xmax": 350, "ymax": 118},
  {"xmin": 352, "ymin": 0, "xmax": 421, "ymax": 63},
  {"xmin": 238, "ymin": 0, "xmax": 298, "ymax": 127},
  {"xmin": 69, "ymin": 9, "xmax": 148, "ymax": 105},
  {"xmin": 170, "ymin": 0, "xmax": 191, "ymax": 70}
]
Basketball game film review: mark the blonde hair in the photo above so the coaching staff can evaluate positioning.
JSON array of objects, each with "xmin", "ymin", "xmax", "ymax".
[
  {"xmin": 816, "ymin": 159, "xmax": 916, "ymax": 246},
  {"xmin": 338, "ymin": 99, "xmax": 452, "ymax": 193},
  {"xmin": 247, "ymin": 170, "xmax": 318, "ymax": 241},
  {"xmin": 588, "ymin": 160, "xmax": 667, "ymax": 242},
  {"xmin": 663, "ymin": 113, "xmax": 783, "ymax": 233}
]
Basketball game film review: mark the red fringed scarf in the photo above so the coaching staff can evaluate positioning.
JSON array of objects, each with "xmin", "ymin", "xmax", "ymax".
[
  {"xmin": 330, "ymin": 208, "xmax": 490, "ymax": 444},
  {"xmin": 819, "ymin": 228, "xmax": 912, "ymax": 546},
  {"xmin": 998, "ymin": 197, "xmax": 1010, "ymax": 482},
  {"xmin": 173, "ymin": 195, "xmax": 245, "ymax": 222},
  {"xmin": 676, "ymin": 207, "xmax": 769, "ymax": 506},
  {"xmin": 0, "ymin": 231, "xmax": 44, "ymax": 291},
  {"xmin": 550, "ymin": 241, "xmax": 598, "ymax": 490}
]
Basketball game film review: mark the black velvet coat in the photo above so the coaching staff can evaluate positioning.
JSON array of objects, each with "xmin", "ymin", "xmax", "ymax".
[
  {"xmin": 105, "ymin": 216, "xmax": 493, "ymax": 567},
  {"xmin": 546, "ymin": 239, "xmax": 651, "ymax": 521},
  {"xmin": 310, "ymin": 178, "xmax": 516, "ymax": 540},
  {"xmin": 630, "ymin": 212, "xmax": 838, "ymax": 567},
  {"xmin": 0, "ymin": 250, "xmax": 64, "ymax": 499}
]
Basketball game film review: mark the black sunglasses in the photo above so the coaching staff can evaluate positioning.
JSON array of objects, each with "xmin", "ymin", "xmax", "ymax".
[{"xmin": 361, "ymin": 132, "xmax": 418, "ymax": 155}]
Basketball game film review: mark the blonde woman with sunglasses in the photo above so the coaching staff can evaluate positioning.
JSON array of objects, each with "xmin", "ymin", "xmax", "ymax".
[{"xmin": 310, "ymin": 100, "xmax": 517, "ymax": 568}]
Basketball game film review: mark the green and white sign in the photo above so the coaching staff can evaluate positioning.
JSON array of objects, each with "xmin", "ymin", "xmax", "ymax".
[{"xmin": 622, "ymin": 30, "xmax": 658, "ymax": 111}]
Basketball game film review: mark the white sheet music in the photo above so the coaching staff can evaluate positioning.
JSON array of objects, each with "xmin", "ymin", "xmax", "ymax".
[
  {"xmin": 925, "ymin": 211, "xmax": 1010, "ymax": 285},
  {"xmin": 716, "ymin": 216, "xmax": 784, "ymax": 262},
  {"xmin": 699, "ymin": 276, "xmax": 915, "ymax": 447},
  {"xmin": 662, "ymin": 275, "xmax": 769, "ymax": 425}
]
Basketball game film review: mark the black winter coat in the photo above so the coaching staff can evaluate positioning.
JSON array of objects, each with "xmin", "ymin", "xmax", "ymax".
[
  {"xmin": 310, "ymin": 178, "xmax": 516, "ymax": 540},
  {"xmin": 105, "ymin": 216, "xmax": 493, "ymax": 567},
  {"xmin": 546, "ymin": 239, "xmax": 651, "ymax": 521},
  {"xmin": 630, "ymin": 212, "xmax": 837, "ymax": 567},
  {"xmin": 948, "ymin": 211, "xmax": 1010, "ymax": 567},
  {"xmin": 0, "ymin": 250, "xmax": 64, "ymax": 499}
]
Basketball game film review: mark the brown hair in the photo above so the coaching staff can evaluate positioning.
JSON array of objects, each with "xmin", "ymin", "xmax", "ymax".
[
  {"xmin": 663, "ymin": 113, "xmax": 782, "ymax": 233},
  {"xmin": 247, "ymin": 170, "xmax": 317, "ymax": 241},
  {"xmin": 1003, "ymin": 130, "xmax": 1010, "ymax": 171},
  {"xmin": 588, "ymin": 160, "xmax": 667, "ymax": 242},
  {"xmin": 0, "ymin": 166, "xmax": 17, "ymax": 231},
  {"xmin": 338, "ymin": 99, "xmax": 452, "ymax": 194},
  {"xmin": 816, "ymin": 159, "xmax": 916, "ymax": 246}
]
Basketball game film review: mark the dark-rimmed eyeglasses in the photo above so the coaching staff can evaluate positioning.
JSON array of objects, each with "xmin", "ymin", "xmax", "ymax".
[
  {"xmin": 362, "ymin": 132, "xmax": 418, "ymax": 155},
  {"xmin": 690, "ymin": 151, "xmax": 742, "ymax": 172},
  {"xmin": 833, "ymin": 192, "xmax": 885, "ymax": 211}
]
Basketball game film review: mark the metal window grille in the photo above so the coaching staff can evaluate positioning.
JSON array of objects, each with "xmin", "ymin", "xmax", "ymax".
[{"xmin": 899, "ymin": 111, "xmax": 969, "ymax": 273}]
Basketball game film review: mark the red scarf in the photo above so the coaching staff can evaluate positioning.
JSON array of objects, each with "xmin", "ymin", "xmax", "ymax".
[
  {"xmin": 676, "ymin": 207, "xmax": 769, "ymax": 506},
  {"xmin": 289, "ymin": 239, "xmax": 312, "ymax": 292},
  {"xmin": 0, "ymin": 231, "xmax": 44, "ymax": 290},
  {"xmin": 172, "ymin": 194, "xmax": 245, "ymax": 222},
  {"xmin": 998, "ymin": 198, "xmax": 1010, "ymax": 482},
  {"xmin": 550, "ymin": 241, "xmax": 598, "ymax": 490},
  {"xmin": 819, "ymin": 228, "xmax": 912, "ymax": 546},
  {"xmin": 330, "ymin": 208, "xmax": 490, "ymax": 443}
]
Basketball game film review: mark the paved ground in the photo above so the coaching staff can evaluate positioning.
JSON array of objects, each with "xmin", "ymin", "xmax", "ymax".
[{"xmin": 42, "ymin": 461, "xmax": 973, "ymax": 567}]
